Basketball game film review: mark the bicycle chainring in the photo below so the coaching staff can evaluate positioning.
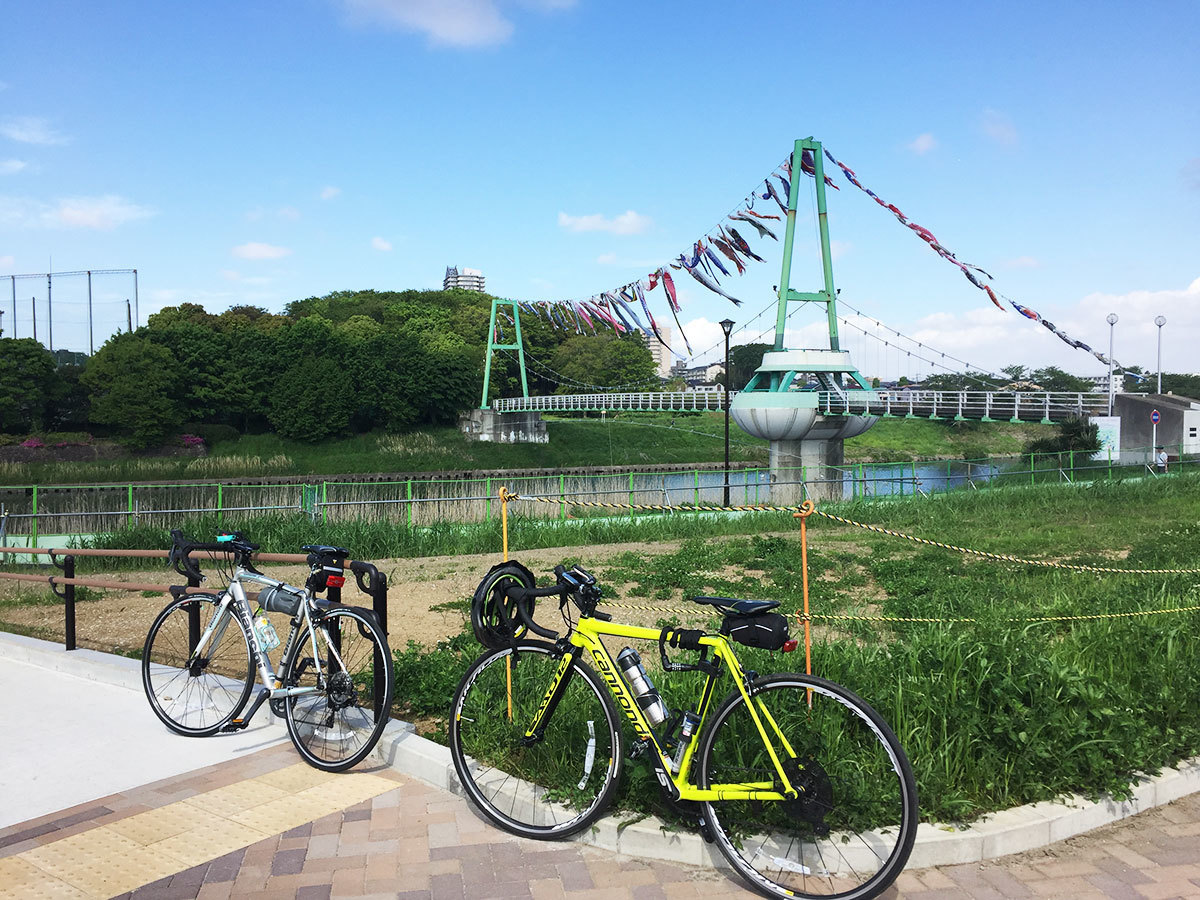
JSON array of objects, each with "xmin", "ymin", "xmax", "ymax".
[{"xmin": 781, "ymin": 756, "xmax": 834, "ymax": 836}]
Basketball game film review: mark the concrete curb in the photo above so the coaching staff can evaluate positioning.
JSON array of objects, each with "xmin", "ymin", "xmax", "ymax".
[
  {"xmin": 368, "ymin": 708, "xmax": 1200, "ymax": 869},
  {"xmin": 8, "ymin": 632, "xmax": 1200, "ymax": 869}
]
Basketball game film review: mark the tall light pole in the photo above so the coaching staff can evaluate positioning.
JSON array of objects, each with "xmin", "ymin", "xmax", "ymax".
[
  {"xmin": 1106, "ymin": 313, "xmax": 1118, "ymax": 416},
  {"xmin": 1155, "ymin": 315, "xmax": 1166, "ymax": 394},
  {"xmin": 720, "ymin": 318, "xmax": 735, "ymax": 506}
]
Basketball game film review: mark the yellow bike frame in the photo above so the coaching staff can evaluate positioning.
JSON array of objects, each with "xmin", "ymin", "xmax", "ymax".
[{"xmin": 523, "ymin": 615, "xmax": 802, "ymax": 803}]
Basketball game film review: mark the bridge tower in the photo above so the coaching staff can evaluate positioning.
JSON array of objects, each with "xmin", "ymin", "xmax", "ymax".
[
  {"xmin": 461, "ymin": 298, "xmax": 548, "ymax": 443},
  {"xmin": 729, "ymin": 138, "xmax": 878, "ymax": 502}
]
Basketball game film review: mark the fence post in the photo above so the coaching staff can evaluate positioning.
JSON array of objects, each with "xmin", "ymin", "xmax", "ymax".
[
  {"xmin": 1069, "ymin": 449, "xmax": 1074, "ymax": 480},
  {"xmin": 1108, "ymin": 447, "xmax": 1112, "ymax": 480},
  {"xmin": 406, "ymin": 479, "xmax": 413, "ymax": 527},
  {"xmin": 485, "ymin": 477, "xmax": 492, "ymax": 522},
  {"xmin": 53, "ymin": 553, "xmax": 76, "ymax": 651},
  {"xmin": 1030, "ymin": 453, "xmax": 1035, "ymax": 486},
  {"xmin": 321, "ymin": 481, "xmax": 328, "ymax": 525},
  {"xmin": 628, "ymin": 472, "xmax": 634, "ymax": 520},
  {"xmin": 694, "ymin": 469, "xmax": 700, "ymax": 507},
  {"xmin": 350, "ymin": 561, "xmax": 389, "ymax": 718},
  {"xmin": 559, "ymin": 474, "xmax": 566, "ymax": 521},
  {"xmin": 127, "ymin": 483, "xmax": 133, "ymax": 527},
  {"xmin": 187, "ymin": 571, "xmax": 201, "ymax": 651},
  {"xmin": 31, "ymin": 485, "xmax": 37, "ymax": 549},
  {"xmin": 217, "ymin": 483, "xmax": 223, "ymax": 523}
]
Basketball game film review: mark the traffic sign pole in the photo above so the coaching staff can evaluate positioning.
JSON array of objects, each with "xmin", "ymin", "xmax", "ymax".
[{"xmin": 1151, "ymin": 408, "xmax": 1160, "ymax": 466}]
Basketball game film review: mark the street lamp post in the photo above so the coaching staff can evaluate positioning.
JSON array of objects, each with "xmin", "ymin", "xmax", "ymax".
[
  {"xmin": 720, "ymin": 318, "xmax": 735, "ymax": 506},
  {"xmin": 1106, "ymin": 313, "xmax": 1119, "ymax": 416},
  {"xmin": 1155, "ymin": 315, "xmax": 1166, "ymax": 394}
]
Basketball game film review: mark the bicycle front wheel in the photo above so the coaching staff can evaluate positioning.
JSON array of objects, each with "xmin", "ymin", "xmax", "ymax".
[
  {"xmin": 282, "ymin": 607, "xmax": 394, "ymax": 772},
  {"xmin": 450, "ymin": 642, "xmax": 624, "ymax": 839},
  {"xmin": 698, "ymin": 674, "xmax": 917, "ymax": 900},
  {"xmin": 142, "ymin": 593, "xmax": 254, "ymax": 736}
]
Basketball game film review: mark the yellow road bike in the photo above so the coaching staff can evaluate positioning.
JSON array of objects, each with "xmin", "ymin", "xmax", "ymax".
[{"xmin": 450, "ymin": 563, "xmax": 917, "ymax": 900}]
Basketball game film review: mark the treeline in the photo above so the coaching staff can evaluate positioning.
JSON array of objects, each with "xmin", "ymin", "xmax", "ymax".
[{"xmin": 0, "ymin": 289, "xmax": 657, "ymax": 448}]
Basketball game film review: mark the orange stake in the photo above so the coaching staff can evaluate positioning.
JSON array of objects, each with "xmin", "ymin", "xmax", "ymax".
[
  {"xmin": 500, "ymin": 486, "xmax": 514, "ymax": 720},
  {"xmin": 793, "ymin": 500, "xmax": 816, "ymax": 706}
]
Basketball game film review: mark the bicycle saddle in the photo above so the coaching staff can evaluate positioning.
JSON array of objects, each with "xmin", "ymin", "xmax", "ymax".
[
  {"xmin": 691, "ymin": 596, "xmax": 780, "ymax": 615},
  {"xmin": 302, "ymin": 544, "xmax": 349, "ymax": 558}
]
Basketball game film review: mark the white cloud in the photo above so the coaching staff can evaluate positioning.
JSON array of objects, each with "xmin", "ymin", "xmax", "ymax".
[
  {"xmin": 0, "ymin": 194, "xmax": 153, "ymax": 229},
  {"xmin": 829, "ymin": 240, "xmax": 851, "ymax": 261},
  {"xmin": 907, "ymin": 133, "xmax": 937, "ymax": 155},
  {"xmin": 343, "ymin": 0, "xmax": 512, "ymax": 46},
  {"xmin": 0, "ymin": 255, "xmax": 14, "ymax": 270},
  {"xmin": 278, "ymin": 205, "xmax": 301, "ymax": 220},
  {"xmin": 558, "ymin": 209, "xmax": 651, "ymax": 235},
  {"xmin": 371, "ymin": 236, "xmax": 393, "ymax": 251},
  {"xmin": 877, "ymin": 277, "xmax": 1200, "ymax": 374},
  {"xmin": 232, "ymin": 242, "xmax": 292, "ymax": 260},
  {"xmin": 342, "ymin": 0, "xmax": 575, "ymax": 47},
  {"xmin": 55, "ymin": 195, "xmax": 154, "ymax": 229},
  {"xmin": 981, "ymin": 108, "xmax": 1018, "ymax": 147},
  {"xmin": 0, "ymin": 159, "xmax": 27, "ymax": 175},
  {"xmin": 0, "ymin": 116, "xmax": 69, "ymax": 146},
  {"xmin": 320, "ymin": 185, "xmax": 341, "ymax": 200},
  {"xmin": 1004, "ymin": 256, "xmax": 1040, "ymax": 269}
]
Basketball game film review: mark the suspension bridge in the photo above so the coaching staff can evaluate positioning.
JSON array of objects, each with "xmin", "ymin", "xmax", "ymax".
[{"xmin": 472, "ymin": 137, "xmax": 1112, "ymax": 498}]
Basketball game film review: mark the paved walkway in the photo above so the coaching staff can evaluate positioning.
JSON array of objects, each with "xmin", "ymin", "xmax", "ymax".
[{"xmin": 3, "ymin": 635, "xmax": 1200, "ymax": 898}]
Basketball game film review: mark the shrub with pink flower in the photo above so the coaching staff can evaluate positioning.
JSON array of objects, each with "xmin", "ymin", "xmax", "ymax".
[
  {"xmin": 19, "ymin": 437, "xmax": 45, "ymax": 449},
  {"xmin": 180, "ymin": 434, "xmax": 206, "ymax": 448}
]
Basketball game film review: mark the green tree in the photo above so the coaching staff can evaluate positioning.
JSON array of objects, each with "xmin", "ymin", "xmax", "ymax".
[
  {"xmin": 1028, "ymin": 366, "xmax": 1092, "ymax": 392},
  {"xmin": 549, "ymin": 332, "xmax": 657, "ymax": 393},
  {"xmin": 0, "ymin": 338, "xmax": 58, "ymax": 433},
  {"xmin": 82, "ymin": 335, "xmax": 184, "ymax": 447},
  {"xmin": 268, "ymin": 356, "xmax": 354, "ymax": 441},
  {"xmin": 1024, "ymin": 417, "xmax": 1101, "ymax": 455},
  {"xmin": 728, "ymin": 342, "xmax": 770, "ymax": 390}
]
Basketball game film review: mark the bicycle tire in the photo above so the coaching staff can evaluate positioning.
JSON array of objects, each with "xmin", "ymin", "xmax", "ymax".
[
  {"xmin": 142, "ymin": 593, "xmax": 255, "ymax": 736},
  {"xmin": 697, "ymin": 674, "xmax": 917, "ymax": 900},
  {"xmin": 450, "ymin": 642, "xmax": 624, "ymax": 839},
  {"xmin": 282, "ymin": 606, "xmax": 394, "ymax": 772}
]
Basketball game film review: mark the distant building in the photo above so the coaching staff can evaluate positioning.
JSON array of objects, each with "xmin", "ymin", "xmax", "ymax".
[
  {"xmin": 444, "ymin": 266, "xmax": 485, "ymax": 292},
  {"xmin": 647, "ymin": 325, "xmax": 673, "ymax": 378},
  {"xmin": 1084, "ymin": 374, "xmax": 1111, "ymax": 394},
  {"xmin": 671, "ymin": 361, "xmax": 725, "ymax": 387}
]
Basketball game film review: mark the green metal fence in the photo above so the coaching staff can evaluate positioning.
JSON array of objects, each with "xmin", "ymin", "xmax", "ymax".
[{"xmin": 0, "ymin": 443, "xmax": 1191, "ymax": 544}]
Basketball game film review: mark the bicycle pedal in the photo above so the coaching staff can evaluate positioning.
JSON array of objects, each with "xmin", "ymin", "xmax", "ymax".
[
  {"xmin": 697, "ymin": 818, "xmax": 715, "ymax": 843},
  {"xmin": 220, "ymin": 719, "xmax": 250, "ymax": 733}
]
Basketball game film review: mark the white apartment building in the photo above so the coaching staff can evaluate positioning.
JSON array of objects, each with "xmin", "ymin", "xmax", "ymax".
[
  {"xmin": 444, "ymin": 266, "xmax": 486, "ymax": 292},
  {"xmin": 647, "ymin": 324, "xmax": 673, "ymax": 378}
]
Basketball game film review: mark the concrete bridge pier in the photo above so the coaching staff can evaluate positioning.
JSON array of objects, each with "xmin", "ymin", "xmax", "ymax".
[
  {"xmin": 459, "ymin": 408, "xmax": 548, "ymax": 443},
  {"xmin": 769, "ymin": 437, "xmax": 845, "ymax": 504}
]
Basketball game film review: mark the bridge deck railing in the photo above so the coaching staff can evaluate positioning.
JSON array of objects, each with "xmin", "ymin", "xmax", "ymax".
[{"xmin": 494, "ymin": 389, "xmax": 1109, "ymax": 421}]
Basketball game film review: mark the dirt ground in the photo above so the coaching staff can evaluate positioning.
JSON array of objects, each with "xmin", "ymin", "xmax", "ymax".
[{"xmin": 0, "ymin": 537, "xmax": 779, "ymax": 658}]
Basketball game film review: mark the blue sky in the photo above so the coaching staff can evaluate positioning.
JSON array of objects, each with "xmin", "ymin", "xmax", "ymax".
[{"xmin": 1, "ymin": 0, "xmax": 1197, "ymax": 380}]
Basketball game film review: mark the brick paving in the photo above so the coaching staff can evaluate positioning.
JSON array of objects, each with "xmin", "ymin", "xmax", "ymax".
[{"xmin": 3, "ymin": 743, "xmax": 1199, "ymax": 898}]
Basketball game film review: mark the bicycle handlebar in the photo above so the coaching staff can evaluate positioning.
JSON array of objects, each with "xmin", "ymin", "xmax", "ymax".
[{"xmin": 501, "ymin": 564, "xmax": 600, "ymax": 642}]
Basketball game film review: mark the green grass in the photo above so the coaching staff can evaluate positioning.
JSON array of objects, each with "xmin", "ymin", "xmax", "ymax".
[
  {"xmin": 0, "ymin": 415, "xmax": 1057, "ymax": 484},
  {"xmin": 378, "ymin": 473, "xmax": 1200, "ymax": 825}
]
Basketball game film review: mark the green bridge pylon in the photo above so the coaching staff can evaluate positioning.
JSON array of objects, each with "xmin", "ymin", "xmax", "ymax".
[{"xmin": 480, "ymin": 298, "xmax": 528, "ymax": 410}]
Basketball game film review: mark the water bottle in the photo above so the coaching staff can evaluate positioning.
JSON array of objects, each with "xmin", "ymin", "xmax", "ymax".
[
  {"xmin": 672, "ymin": 710, "xmax": 701, "ymax": 772},
  {"xmin": 253, "ymin": 608, "xmax": 280, "ymax": 651},
  {"xmin": 617, "ymin": 647, "xmax": 668, "ymax": 726}
]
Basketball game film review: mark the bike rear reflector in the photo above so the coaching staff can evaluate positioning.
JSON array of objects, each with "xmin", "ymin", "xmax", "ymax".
[
  {"xmin": 782, "ymin": 639, "xmax": 798, "ymax": 653},
  {"xmin": 325, "ymin": 574, "xmax": 346, "ymax": 588}
]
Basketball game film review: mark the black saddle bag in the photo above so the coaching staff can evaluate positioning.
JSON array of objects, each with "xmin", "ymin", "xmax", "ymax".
[{"xmin": 721, "ymin": 612, "xmax": 789, "ymax": 651}]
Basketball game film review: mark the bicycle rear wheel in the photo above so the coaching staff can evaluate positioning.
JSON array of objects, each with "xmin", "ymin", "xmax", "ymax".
[
  {"xmin": 142, "ymin": 593, "xmax": 254, "ymax": 736},
  {"xmin": 698, "ymin": 674, "xmax": 917, "ymax": 900},
  {"xmin": 449, "ymin": 642, "xmax": 624, "ymax": 839},
  {"xmin": 282, "ymin": 607, "xmax": 394, "ymax": 772}
]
